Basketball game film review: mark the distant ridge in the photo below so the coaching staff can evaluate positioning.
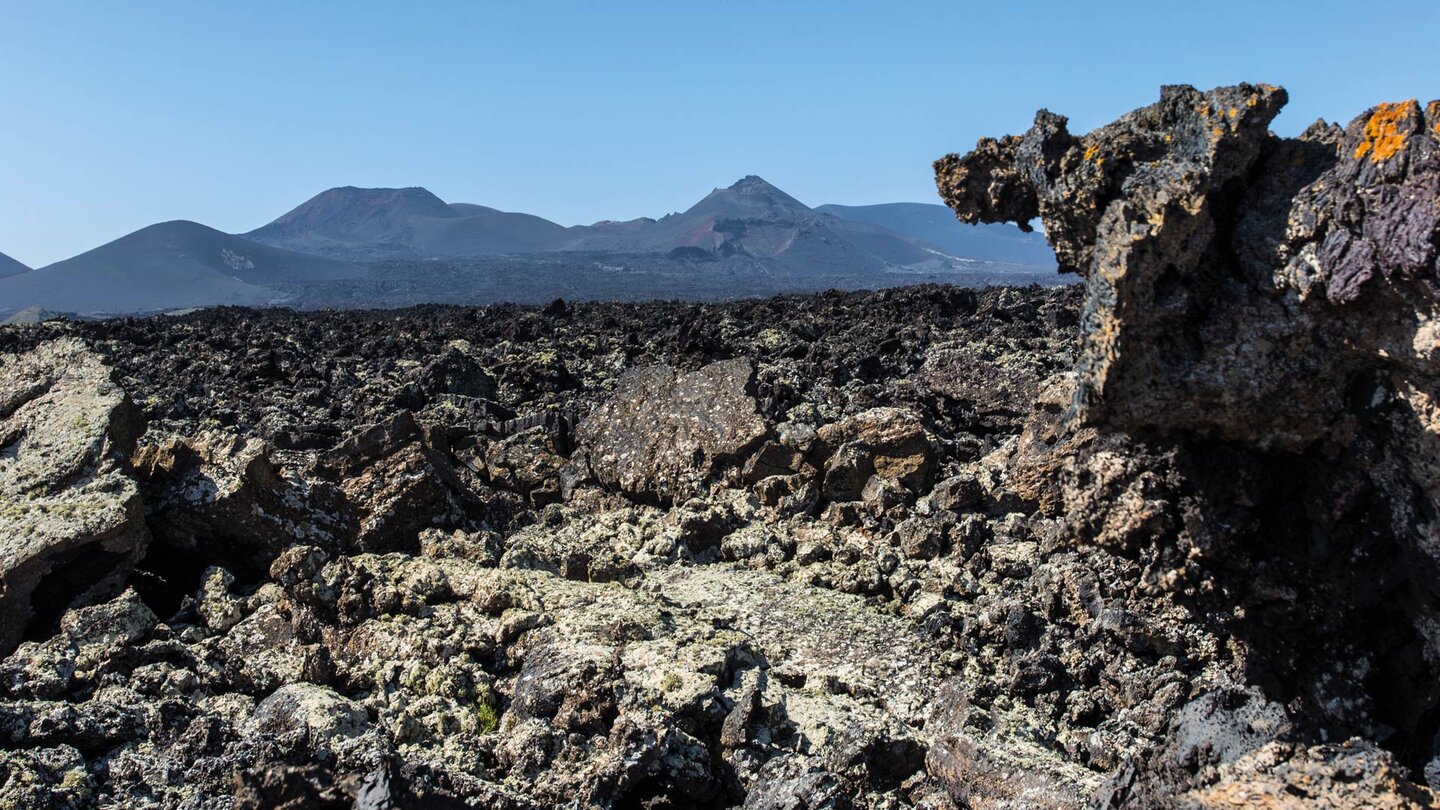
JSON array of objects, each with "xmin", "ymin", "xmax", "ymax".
[
  {"xmin": 815, "ymin": 202, "xmax": 1054, "ymax": 266},
  {"xmin": 248, "ymin": 176, "xmax": 968, "ymax": 274},
  {"xmin": 557, "ymin": 174, "xmax": 941, "ymax": 272},
  {"xmin": 0, "ymin": 250, "xmax": 30, "ymax": 279},
  {"xmin": 0, "ymin": 221, "xmax": 362, "ymax": 317},
  {"xmin": 3, "ymin": 177, "xmax": 1060, "ymax": 318}
]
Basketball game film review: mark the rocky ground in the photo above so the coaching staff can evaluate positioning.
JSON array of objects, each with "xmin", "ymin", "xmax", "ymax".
[{"xmin": 1, "ymin": 84, "xmax": 1438, "ymax": 808}]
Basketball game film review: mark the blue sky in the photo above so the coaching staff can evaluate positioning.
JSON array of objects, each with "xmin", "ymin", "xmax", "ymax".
[{"xmin": 1, "ymin": 1, "xmax": 1436, "ymax": 267}]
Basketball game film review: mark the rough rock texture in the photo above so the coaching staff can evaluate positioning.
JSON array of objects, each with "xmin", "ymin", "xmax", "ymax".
[
  {"xmin": 937, "ymin": 85, "xmax": 1440, "ymax": 805},
  {"xmin": 0, "ymin": 339, "xmax": 149, "ymax": 657},
  {"xmin": 576, "ymin": 358, "xmax": 768, "ymax": 505},
  {"xmin": 0, "ymin": 285, "xmax": 1089, "ymax": 808},
  {"xmin": 936, "ymin": 83, "xmax": 1439, "ymax": 449}
]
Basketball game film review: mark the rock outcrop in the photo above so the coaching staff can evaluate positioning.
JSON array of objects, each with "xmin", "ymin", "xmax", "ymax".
[
  {"xmin": 0, "ymin": 339, "xmax": 149, "ymax": 656},
  {"xmin": 936, "ymin": 83, "xmax": 1439, "ymax": 449},
  {"xmin": 937, "ymin": 84, "xmax": 1440, "ymax": 804}
]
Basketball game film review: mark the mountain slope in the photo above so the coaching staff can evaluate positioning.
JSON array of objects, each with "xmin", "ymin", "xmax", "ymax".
[
  {"xmin": 0, "ymin": 221, "xmax": 361, "ymax": 317},
  {"xmin": 246, "ymin": 187, "xmax": 460, "ymax": 258},
  {"xmin": 0, "ymin": 251, "xmax": 30, "ymax": 279},
  {"xmin": 561, "ymin": 176, "xmax": 943, "ymax": 272},
  {"xmin": 815, "ymin": 202, "xmax": 1054, "ymax": 266},
  {"xmin": 411, "ymin": 206, "xmax": 570, "ymax": 256},
  {"xmin": 247, "ymin": 187, "xmax": 571, "ymax": 258}
]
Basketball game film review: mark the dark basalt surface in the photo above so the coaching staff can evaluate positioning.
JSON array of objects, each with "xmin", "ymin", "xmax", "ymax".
[{"xmin": 2, "ymin": 285, "xmax": 1094, "ymax": 808}]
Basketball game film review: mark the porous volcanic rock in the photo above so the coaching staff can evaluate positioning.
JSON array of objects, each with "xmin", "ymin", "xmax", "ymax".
[
  {"xmin": 575, "ymin": 358, "xmax": 769, "ymax": 505},
  {"xmin": 938, "ymin": 84, "xmax": 1440, "ymax": 805},
  {"xmin": 0, "ymin": 338, "xmax": 149, "ymax": 656},
  {"xmin": 936, "ymin": 83, "xmax": 1439, "ymax": 449},
  {"xmin": 132, "ymin": 431, "xmax": 353, "ymax": 575},
  {"xmin": 0, "ymin": 285, "xmax": 1082, "ymax": 808}
]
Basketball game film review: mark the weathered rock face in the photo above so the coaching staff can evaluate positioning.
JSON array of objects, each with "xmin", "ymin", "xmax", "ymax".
[
  {"xmin": 132, "ymin": 431, "xmax": 353, "ymax": 575},
  {"xmin": 576, "ymin": 358, "xmax": 768, "ymax": 505},
  {"xmin": 0, "ymin": 338, "xmax": 149, "ymax": 656},
  {"xmin": 814, "ymin": 407, "xmax": 937, "ymax": 498},
  {"xmin": 936, "ymin": 83, "xmax": 1439, "ymax": 450},
  {"xmin": 938, "ymin": 85, "xmax": 1440, "ymax": 805}
]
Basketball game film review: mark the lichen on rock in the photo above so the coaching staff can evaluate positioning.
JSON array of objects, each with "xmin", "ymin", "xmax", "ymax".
[{"xmin": 0, "ymin": 338, "xmax": 149, "ymax": 657}]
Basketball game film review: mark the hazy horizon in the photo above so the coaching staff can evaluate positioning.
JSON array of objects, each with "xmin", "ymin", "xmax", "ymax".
[{"xmin": 3, "ymin": 0, "xmax": 1437, "ymax": 267}]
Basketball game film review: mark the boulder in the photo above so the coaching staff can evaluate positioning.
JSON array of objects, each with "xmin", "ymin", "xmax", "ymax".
[
  {"xmin": 576, "ymin": 359, "xmax": 768, "ymax": 505},
  {"xmin": 918, "ymin": 343, "xmax": 1042, "ymax": 422},
  {"xmin": 814, "ymin": 407, "xmax": 936, "ymax": 498},
  {"xmin": 252, "ymin": 682, "xmax": 371, "ymax": 752},
  {"xmin": 0, "ymin": 338, "xmax": 149, "ymax": 655},
  {"xmin": 132, "ymin": 431, "xmax": 353, "ymax": 574}
]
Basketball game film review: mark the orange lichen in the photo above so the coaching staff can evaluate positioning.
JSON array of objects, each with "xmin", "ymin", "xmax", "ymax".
[
  {"xmin": 1083, "ymin": 144, "xmax": 1100, "ymax": 162},
  {"xmin": 1353, "ymin": 101, "xmax": 1414, "ymax": 163}
]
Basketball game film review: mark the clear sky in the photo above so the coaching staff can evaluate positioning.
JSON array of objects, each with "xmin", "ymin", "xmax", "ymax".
[{"xmin": 1, "ymin": 1, "xmax": 1436, "ymax": 267}]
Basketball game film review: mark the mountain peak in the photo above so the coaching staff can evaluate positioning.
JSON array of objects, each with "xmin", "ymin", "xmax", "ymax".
[
  {"xmin": 246, "ymin": 186, "xmax": 462, "ymax": 256},
  {"xmin": 728, "ymin": 175, "xmax": 779, "ymax": 192},
  {"xmin": 684, "ymin": 175, "xmax": 812, "ymax": 221},
  {"xmin": 270, "ymin": 186, "xmax": 457, "ymax": 227}
]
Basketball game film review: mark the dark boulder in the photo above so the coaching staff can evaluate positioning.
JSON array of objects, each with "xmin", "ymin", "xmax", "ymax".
[{"xmin": 575, "ymin": 358, "xmax": 768, "ymax": 505}]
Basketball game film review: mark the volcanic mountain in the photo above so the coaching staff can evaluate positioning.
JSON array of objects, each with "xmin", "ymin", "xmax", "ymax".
[
  {"xmin": 246, "ymin": 186, "xmax": 568, "ymax": 259},
  {"xmin": 815, "ymin": 202, "xmax": 1056, "ymax": 266},
  {"xmin": 248, "ymin": 177, "xmax": 977, "ymax": 274},
  {"xmin": 3, "ymin": 178, "xmax": 1057, "ymax": 318},
  {"xmin": 0, "ymin": 221, "xmax": 362, "ymax": 318},
  {"xmin": 0, "ymin": 251, "xmax": 30, "ymax": 279},
  {"xmin": 556, "ymin": 175, "xmax": 948, "ymax": 272}
]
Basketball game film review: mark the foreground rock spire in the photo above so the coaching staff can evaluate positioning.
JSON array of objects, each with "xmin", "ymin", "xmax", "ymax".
[
  {"xmin": 937, "ymin": 83, "xmax": 1438, "ymax": 448},
  {"xmin": 938, "ymin": 84, "xmax": 1440, "ymax": 805}
]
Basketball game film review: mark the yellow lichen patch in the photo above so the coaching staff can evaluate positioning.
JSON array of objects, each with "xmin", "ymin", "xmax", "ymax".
[
  {"xmin": 1228, "ymin": 107, "xmax": 1238, "ymax": 118},
  {"xmin": 1353, "ymin": 101, "xmax": 1415, "ymax": 162},
  {"xmin": 1083, "ymin": 144, "xmax": 1100, "ymax": 162}
]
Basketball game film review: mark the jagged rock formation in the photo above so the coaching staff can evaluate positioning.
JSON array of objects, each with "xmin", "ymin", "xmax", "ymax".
[
  {"xmin": 936, "ymin": 83, "xmax": 1438, "ymax": 448},
  {"xmin": 937, "ymin": 84, "xmax": 1440, "ymax": 804},
  {"xmin": 0, "ymin": 339, "xmax": 149, "ymax": 657}
]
